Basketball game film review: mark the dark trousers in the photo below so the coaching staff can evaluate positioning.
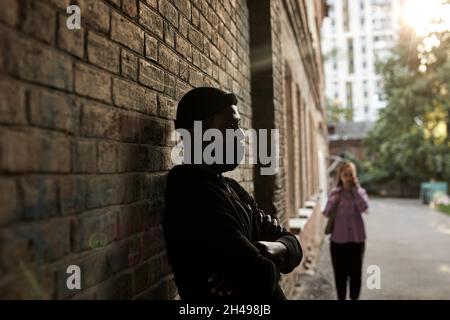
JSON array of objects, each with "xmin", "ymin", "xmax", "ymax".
[{"xmin": 330, "ymin": 241, "xmax": 365, "ymax": 300}]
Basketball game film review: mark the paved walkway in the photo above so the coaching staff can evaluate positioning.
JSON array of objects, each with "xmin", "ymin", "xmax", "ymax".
[{"xmin": 293, "ymin": 198, "xmax": 450, "ymax": 299}]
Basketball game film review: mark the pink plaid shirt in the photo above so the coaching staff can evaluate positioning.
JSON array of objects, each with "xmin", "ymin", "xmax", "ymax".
[{"xmin": 323, "ymin": 186, "xmax": 369, "ymax": 243}]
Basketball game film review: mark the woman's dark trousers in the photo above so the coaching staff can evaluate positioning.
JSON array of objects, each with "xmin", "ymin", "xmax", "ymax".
[{"xmin": 330, "ymin": 241, "xmax": 365, "ymax": 300}]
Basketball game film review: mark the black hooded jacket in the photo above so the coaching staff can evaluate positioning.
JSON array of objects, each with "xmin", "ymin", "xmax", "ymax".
[{"xmin": 163, "ymin": 164, "xmax": 303, "ymax": 301}]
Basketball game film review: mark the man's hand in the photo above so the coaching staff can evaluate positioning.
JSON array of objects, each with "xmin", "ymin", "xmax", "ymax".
[
  {"xmin": 254, "ymin": 241, "xmax": 289, "ymax": 273},
  {"xmin": 257, "ymin": 211, "xmax": 283, "ymax": 235},
  {"xmin": 207, "ymin": 273, "xmax": 232, "ymax": 296}
]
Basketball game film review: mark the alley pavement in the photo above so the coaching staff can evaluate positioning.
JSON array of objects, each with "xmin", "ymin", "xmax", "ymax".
[{"xmin": 293, "ymin": 197, "xmax": 450, "ymax": 300}]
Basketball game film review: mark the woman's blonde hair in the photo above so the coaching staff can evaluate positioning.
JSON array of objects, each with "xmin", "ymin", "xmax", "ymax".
[{"xmin": 336, "ymin": 160, "xmax": 357, "ymax": 188}]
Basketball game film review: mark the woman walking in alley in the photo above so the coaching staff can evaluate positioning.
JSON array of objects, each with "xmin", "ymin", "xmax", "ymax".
[{"xmin": 323, "ymin": 161, "xmax": 369, "ymax": 300}]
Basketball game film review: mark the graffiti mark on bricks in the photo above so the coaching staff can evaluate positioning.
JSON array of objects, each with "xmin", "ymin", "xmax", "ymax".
[{"xmin": 89, "ymin": 232, "xmax": 108, "ymax": 250}]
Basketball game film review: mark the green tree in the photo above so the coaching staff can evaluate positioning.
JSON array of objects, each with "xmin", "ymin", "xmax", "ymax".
[
  {"xmin": 326, "ymin": 98, "xmax": 353, "ymax": 124},
  {"xmin": 365, "ymin": 24, "xmax": 450, "ymax": 187}
]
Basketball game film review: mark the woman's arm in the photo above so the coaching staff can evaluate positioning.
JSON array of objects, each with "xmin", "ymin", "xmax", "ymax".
[
  {"xmin": 351, "ymin": 186, "xmax": 369, "ymax": 214},
  {"xmin": 323, "ymin": 189, "xmax": 340, "ymax": 217}
]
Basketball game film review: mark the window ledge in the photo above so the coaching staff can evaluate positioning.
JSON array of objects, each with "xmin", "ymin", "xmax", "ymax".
[
  {"xmin": 289, "ymin": 217, "xmax": 308, "ymax": 234},
  {"xmin": 298, "ymin": 207, "xmax": 313, "ymax": 219}
]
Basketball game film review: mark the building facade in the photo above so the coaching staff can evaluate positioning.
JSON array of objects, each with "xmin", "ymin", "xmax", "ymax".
[
  {"xmin": 321, "ymin": 0, "xmax": 403, "ymax": 122},
  {"xmin": 328, "ymin": 121, "xmax": 374, "ymax": 161},
  {"xmin": 0, "ymin": 0, "xmax": 328, "ymax": 299}
]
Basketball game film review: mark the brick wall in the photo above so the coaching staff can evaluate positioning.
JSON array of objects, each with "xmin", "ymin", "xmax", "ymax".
[
  {"xmin": 0, "ymin": 0, "xmax": 329, "ymax": 300},
  {"xmin": 247, "ymin": 0, "xmax": 329, "ymax": 298},
  {"xmin": 0, "ymin": 0, "xmax": 252, "ymax": 299}
]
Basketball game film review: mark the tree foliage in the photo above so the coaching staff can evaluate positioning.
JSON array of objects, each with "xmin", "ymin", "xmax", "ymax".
[{"xmin": 364, "ymin": 25, "xmax": 450, "ymax": 185}]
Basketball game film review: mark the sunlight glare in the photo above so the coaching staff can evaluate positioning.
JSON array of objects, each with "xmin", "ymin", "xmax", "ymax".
[{"xmin": 402, "ymin": 0, "xmax": 450, "ymax": 36}]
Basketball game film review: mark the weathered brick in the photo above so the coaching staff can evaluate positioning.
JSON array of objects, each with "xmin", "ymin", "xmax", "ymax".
[
  {"xmin": 106, "ymin": 238, "xmax": 140, "ymax": 273},
  {"xmin": 0, "ymin": 218, "xmax": 71, "ymax": 273},
  {"xmin": 22, "ymin": 0, "xmax": 55, "ymax": 44},
  {"xmin": 6, "ymin": 34, "xmax": 73, "ymax": 90},
  {"xmin": 73, "ymin": 270, "xmax": 134, "ymax": 299},
  {"xmin": 71, "ymin": 207, "xmax": 117, "ymax": 251},
  {"xmin": 138, "ymin": 59, "xmax": 164, "ymax": 92},
  {"xmin": 143, "ymin": 172, "xmax": 167, "ymax": 201},
  {"xmin": 117, "ymin": 143, "xmax": 139, "ymax": 172},
  {"xmin": 134, "ymin": 261, "xmax": 151, "ymax": 294},
  {"xmin": 0, "ymin": 268, "xmax": 54, "ymax": 299},
  {"xmin": 79, "ymin": 0, "xmax": 110, "ymax": 32},
  {"xmin": 158, "ymin": 95, "xmax": 177, "ymax": 120},
  {"xmin": 59, "ymin": 176, "xmax": 86, "ymax": 215},
  {"xmin": 178, "ymin": 15, "xmax": 189, "ymax": 38},
  {"xmin": 112, "ymin": 10, "xmax": 144, "ymax": 54},
  {"xmin": 18, "ymin": 176, "xmax": 59, "ymax": 220},
  {"xmin": 140, "ymin": 227, "xmax": 164, "ymax": 260},
  {"xmin": 111, "ymin": 273, "xmax": 134, "ymax": 299},
  {"xmin": 98, "ymin": 141, "xmax": 117, "ymax": 173},
  {"xmin": 29, "ymin": 89, "xmax": 79, "ymax": 134},
  {"xmin": 139, "ymin": 117, "xmax": 173, "ymax": 146},
  {"xmin": 160, "ymin": 252, "xmax": 173, "ymax": 278},
  {"xmin": 46, "ymin": 0, "xmax": 71, "ymax": 10},
  {"xmin": 106, "ymin": 0, "xmax": 120, "ymax": 6},
  {"xmin": 158, "ymin": 0, "xmax": 179, "ymax": 28},
  {"xmin": 212, "ymin": 64, "xmax": 219, "ymax": 80},
  {"xmin": 121, "ymin": 49, "xmax": 138, "ymax": 81},
  {"xmin": 163, "ymin": 72, "xmax": 176, "ymax": 97},
  {"xmin": 175, "ymin": 33, "xmax": 192, "ymax": 61},
  {"xmin": 88, "ymin": 31, "xmax": 120, "ymax": 73},
  {"xmin": 199, "ymin": 15, "xmax": 212, "ymax": 40},
  {"xmin": 0, "ymin": 178, "xmax": 19, "ymax": 226},
  {"xmin": 139, "ymin": 256, "xmax": 164, "ymax": 300},
  {"xmin": 137, "ymin": 145, "xmax": 163, "ymax": 171},
  {"xmin": 117, "ymin": 204, "xmax": 145, "ymax": 239},
  {"xmin": 80, "ymin": 101, "xmax": 119, "ymax": 139},
  {"xmin": 71, "ymin": 140, "xmax": 97, "ymax": 173},
  {"xmin": 85, "ymin": 175, "xmax": 120, "ymax": 209},
  {"xmin": 173, "ymin": 0, "xmax": 192, "ymax": 19},
  {"xmin": 189, "ymin": 67, "xmax": 203, "ymax": 87},
  {"xmin": 145, "ymin": 34, "xmax": 158, "ymax": 62},
  {"xmin": 200, "ymin": 54, "xmax": 213, "ymax": 77},
  {"xmin": 57, "ymin": 14, "xmax": 84, "ymax": 58},
  {"xmin": 0, "ymin": 76, "xmax": 26, "ymax": 124},
  {"xmin": 122, "ymin": 0, "xmax": 138, "ymax": 18},
  {"xmin": 139, "ymin": 2, "xmax": 163, "ymax": 39},
  {"xmin": 203, "ymin": 35, "xmax": 211, "ymax": 57},
  {"xmin": 163, "ymin": 21, "xmax": 175, "ymax": 48},
  {"xmin": 118, "ymin": 112, "xmax": 141, "ymax": 142},
  {"xmin": 143, "ymin": 0, "xmax": 157, "ymax": 9},
  {"xmin": 0, "ymin": 0, "xmax": 19, "ymax": 27},
  {"xmin": 74, "ymin": 63, "xmax": 112, "ymax": 103},
  {"xmin": 159, "ymin": 45, "xmax": 179, "ymax": 75},
  {"xmin": 192, "ymin": 47, "xmax": 201, "ymax": 68},
  {"xmin": 0, "ymin": 130, "xmax": 70, "ymax": 173},
  {"xmin": 191, "ymin": 6, "xmax": 200, "ymax": 27},
  {"xmin": 113, "ymin": 78, "xmax": 157, "ymax": 115},
  {"xmin": 175, "ymin": 78, "xmax": 192, "ymax": 101},
  {"xmin": 116, "ymin": 174, "xmax": 140, "ymax": 203},
  {"xmin": 179, "ymin": 60, "xmax": 190, "ymax": 82},
  {"xmin": 162, "ymin": 276, "xmax": 178, "ymax": 299}
]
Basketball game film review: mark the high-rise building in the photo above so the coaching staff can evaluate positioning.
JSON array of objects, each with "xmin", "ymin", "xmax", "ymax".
[{"xmin": 322, "ymin": 0, "xmax": 402, "ymax": 122}]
